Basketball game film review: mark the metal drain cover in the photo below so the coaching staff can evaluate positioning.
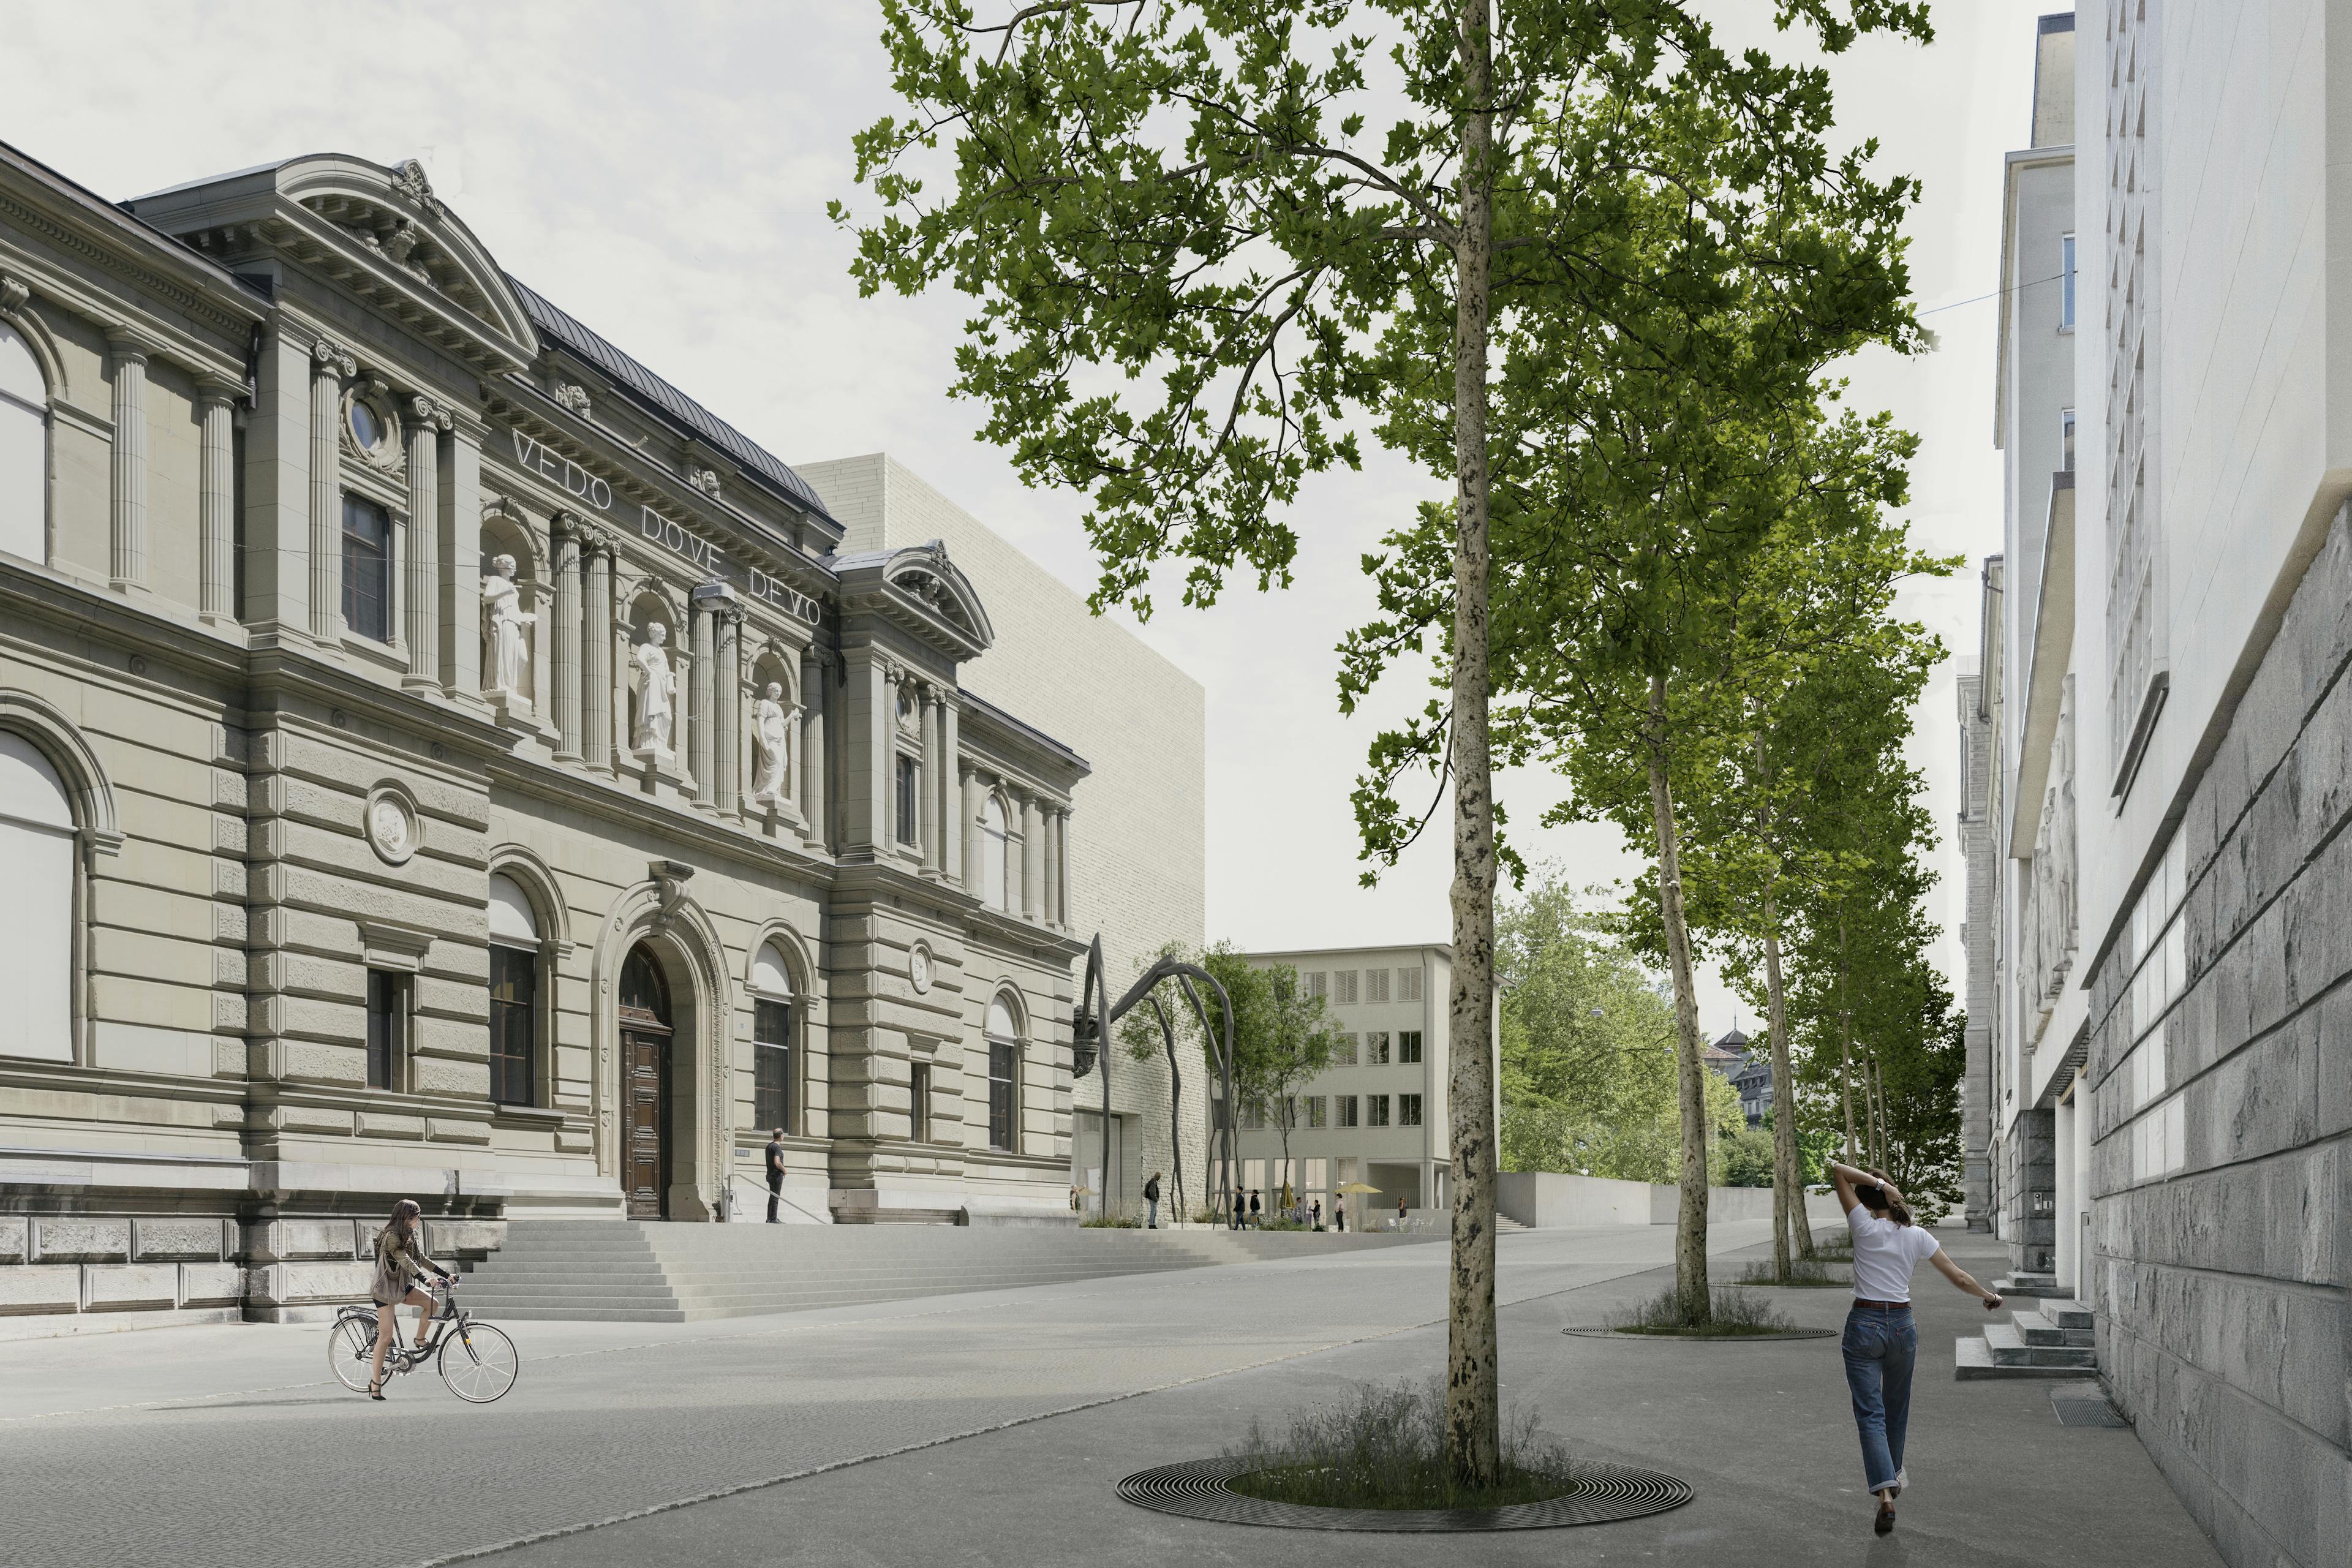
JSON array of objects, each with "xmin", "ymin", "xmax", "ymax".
[{"xmin": 1116, "ymin": 1457, "xmax": 1693, "ymax": 1531}]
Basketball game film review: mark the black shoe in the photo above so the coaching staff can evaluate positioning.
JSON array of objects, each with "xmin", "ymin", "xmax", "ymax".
[{"xmin": 1875, "ymin": 1502, "xmax": 1896, "ymax": 1536}]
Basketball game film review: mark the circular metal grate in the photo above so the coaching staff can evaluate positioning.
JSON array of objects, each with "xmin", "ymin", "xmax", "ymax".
[{"xmin": 1115, "ymin": 1457, "xmax": 1694, "ymax": 1532}]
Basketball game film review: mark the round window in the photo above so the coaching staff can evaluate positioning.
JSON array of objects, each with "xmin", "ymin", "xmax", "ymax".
[{"xmin": 349, "ymin": 399, "xmax": 385, "ymax": 451}]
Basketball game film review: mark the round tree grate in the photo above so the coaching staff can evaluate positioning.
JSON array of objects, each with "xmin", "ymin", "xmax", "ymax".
[
  {"xmin": 1115, "ymin": 1457, "xmax": 1693, "ymax": 1532},
  {"xmin": 1561, "ymin": 1325, "xmax": 1838, "ymax": 1342}
]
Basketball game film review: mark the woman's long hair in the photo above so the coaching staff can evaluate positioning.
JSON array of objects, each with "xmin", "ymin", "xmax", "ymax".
[
  {"xmin": 382, "ymin": 1198, "xmax": 423, "ymax": 1246},
  {"xmin": 1854, "ymin": 1183, "xmax": 1913, "ymax": 1227}
]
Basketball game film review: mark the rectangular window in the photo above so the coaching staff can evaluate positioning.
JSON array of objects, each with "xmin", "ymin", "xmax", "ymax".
[
  {"xmin": 1306, "ymin": 1095, "xmax": 1327, "ymax": 1129},
  {"xmin": 365, "ymin": 969, "xmax": 405, "ymax": 1091},
  {"xmin": 341, "ymin": 494, "xmax": 393, "ymax": 643},
  {"xmin": 1305, "ymin": 1157, "xmax": 1327, "ymax": 1194},
  {"xmin": 2062, "ymin": 407, "xmax": 2076, "ymax": 472},
  {"xmin": 1398, "ymin": 1030, "xmax": 1423, "ymax": 1065},
  {"xmin": 1306, "ymin": 971, "xmax": 1327, "ymax": 999},
  {"xmin": 1366, "ymin": 968, "xmax": 1390, "ymax": 1003},
  {"xmin": 487, "ymin": 945, "xmax": 536, "ymax": 1106},
  {"xmin": 1336, "ymin": 1094, "xmax": 1359, "ymax": 1129},
  {"xmin": 1398, "ymin": 966, "xmax": 1422, "ymax": 1002},
  {"xmin": 1333, "ymin": 1033, "xmax": 1359, "ymax": 1065},
  {"xmin": 1398, "ymin": 1093, "xmax": 1423, "ymax": 1127},
  {"xmin": 1239, "ymin": 1100, "xmax": 1265, "ymax": 1131},
  {"xmin": 753, "ymin": 997, "xmax": 792, "ymax": 1133},
  {"xmin": 910, "ymin": 1060, "xmax": 932, "ymax": 1142},
  {"xmin": 988, "ymin": 1041, "xmax": 1017, "ymax": 1150},
  {"xmin": 895, "ymin": 755, "xmax": 919, "ymax": 846},
  {"xmin": 1367, "ymin": 1094, "xmax": 1391, "ymax": 1128},
  {"xmin": 1366, "ymin": 1031, "xmax": 1390, "ymax": 1065},
  {"xmin": 2060, "ymin": 233, "xmax": 2076, "ymax": 330},
  {"xmin": 1243, "ymin": 1158, "xmax": 1265, "ymax": 1194},
  {"xmin": 1334, "ymin": 970, "xmax": 1358, "ymax": 1004}
]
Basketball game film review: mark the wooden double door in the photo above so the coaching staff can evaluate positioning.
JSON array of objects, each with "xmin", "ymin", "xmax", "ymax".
[{"xmin": 620, "ymin": 1025, "xmax": 671, "ymax": 1219}]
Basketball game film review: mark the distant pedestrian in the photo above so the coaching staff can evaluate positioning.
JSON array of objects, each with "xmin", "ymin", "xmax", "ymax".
[
  {"xmin": 1334, "ymin": 1197, "xmax": 1346, "ymax": 1232},
  {"xmin": 764, "ymin": 1128, "xmax": 787, "ymax": 1223},
  {"xmin": 1143, "ymin": 1170, "xmax": 1163, "ymax": 1229},
  {"xmin": 1396, "ymin": 1195, "xmax": 1408, "ymax": 1230},
  {"xmin": 1829, "ymin": 1160, "xmax": 2004, "ymax": 1536},
  {"xmin": 1311, "ymin": 1199, "xmax": 1322, "ymax": 1229},
  {"xmin": 1248, "ymin": 1189, "xmax": 1262, "ymax": 1228}
]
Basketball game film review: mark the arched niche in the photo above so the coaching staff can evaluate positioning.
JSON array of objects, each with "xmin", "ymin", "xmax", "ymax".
[
  {"xmin": 623, "ymin": 584, "xmax": 683, "ymax": 758},
  {"xmin": 479, "ymin": 500, "xmax": 544, "ymax": 712}
]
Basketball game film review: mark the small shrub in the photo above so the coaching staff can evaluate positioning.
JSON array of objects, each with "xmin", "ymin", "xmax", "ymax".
[
  {"xmin": 1606, "ymin": 1284, "xmax": 1795, "ymax": 1336},
  {"xmin": 1223, "ymin": 1381, "xmax": 1580, "ymax": 1510},
  {"xmin": 1080, "ymin": 1214, "xmax": 1141, "ymax": 1229},
  {"xmin": 1733, "ymin": 1256, "xmax": 1849, "ymax": 1288}
]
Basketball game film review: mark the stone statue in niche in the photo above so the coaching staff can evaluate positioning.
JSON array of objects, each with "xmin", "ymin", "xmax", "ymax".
[
  {"xmin": 481, "ymin": 555, "xmax": 534, "ymax": 700},
  {"xmin": 751, "ymin": 681, "xmax": 791, "ymax": 804},
  {"xmin": 632, "ymin": 623, "xmax": 677, "ymax": 758}
]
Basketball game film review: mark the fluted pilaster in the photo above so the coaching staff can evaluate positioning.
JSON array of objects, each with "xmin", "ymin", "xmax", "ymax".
[
  {"xmin": 688, "ymin": 598, "xmax": 715, "ymax": 805},
  {"xmin": 715, "ymin": 606, "xmax": 742, "ymax": 815},
  {"xmin": 1056, "ymin": 808, "xmax": 1074, "ymax": 930},
  {"xmin": 402, "ymin": 397, "xmax": 448, "ymax": 683},
  {"xmin": 938, "ymin": 697, "xmax": 961, "ymax": 884},
  {"xmin": 549, "ymin": 515, "xmax": 583, "ymax": 758},
  {"xmin": 106, "ymin": 330, "xmax": 149, "ymax": 590},
  {"xmin": 196, "ymin": 378, "xmax": 237, "ymax": 620},
  {"xmin": 801, "ymin": 649, "xmax": 827, "ymax": 847},
  {"xmin": 307, "ymin": 339, "xmax": 354, "ymax": 641},
  {"xmin": 960, "ymin": 766, "xmax": 983, "ymax": 889},
  {"xmin": 1020, "ymin": 790, "xmax": 1044, "ymax": 921},
  {"xmin": 581, "ymin": 528, "xmax": 614, "ymax": 767},
  {"xmin": 919, "ymin": 685, "xmax": 943, "ymax": 875},
  {"xmin": 1043, "ymin": 802, "xmax": 1063, "ymax": 927}
]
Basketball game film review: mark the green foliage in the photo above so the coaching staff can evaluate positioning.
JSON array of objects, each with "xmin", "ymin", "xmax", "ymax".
[
  {"xmin": 1608, "ymin": 1284, "xmax": 1793, "ymax": 1336},
  {"xmin": 1732, "ymin": 1254, "xmax": 1849, "ymax": 1287},
  {"xmin": 1717, "ymin": 1126, "xmax": 1777, "ymax": 1189},
  {"xmin": 1224, "ymin": 1381, "xmax": 1577, "ymax": 1511}
]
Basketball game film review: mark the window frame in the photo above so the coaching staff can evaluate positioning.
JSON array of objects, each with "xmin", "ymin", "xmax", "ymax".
[
  {"xmin": 753, "ymin": 995, "xmax": 793, "ymax": 1134},
  {"xmin": 895, "ymin": 753, "xmax": 920, "ymax": 847},
  {"xmin": 910, "ymin": 1059, "xmax": 932, "ymax": 1142},
  {"xmin": 2059, "ymin": 232, "xmax": 2076, "ymax": 331},
  {"xmin": 366, "ymin": 968, "xmax": 408, "ymax": 1091},
  {"xmin": 982, "ymin": 793, "xmax": 1010, "ymax": 910},
  {"xmin": 1398, "ymin": 1030, "xmax": 1423, "ymax": 1065},
  {"xmin": 487, "ymin": 940, "xmax": 538, "ymax": 1106},
  {"xmin": 0, "ymin": 318, "xmax": 51, "ymax": 566},
  {"xmin": 1366, "ymin": 1030, "xmax": 1390, "ymax": 1065},
  {"xmin": 1336, "ymin": 1093, "xmax": 1359, "ymax": 1129},
  {"xmin": 1398, "ymin": 1093, "xmax": 1423, "ymax": 1127},
  {"xmin": 340, "ymin": 492, "xmax": 395, "ymax": 644},
  {"xmin": 1367, "ymin": 1093, "xmax": 1391, "ymax": 1128}
]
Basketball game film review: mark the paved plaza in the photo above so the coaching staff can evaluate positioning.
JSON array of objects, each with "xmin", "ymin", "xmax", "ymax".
[{"xmin": 0, "ymin": 1224, "xmax": 2219, "ymax": 1568}]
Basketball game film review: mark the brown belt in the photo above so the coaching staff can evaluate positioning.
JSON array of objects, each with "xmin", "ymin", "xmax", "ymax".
[{"xmin": 1851, "ymin": 1297, "xmax": 1911, "ymax": 1311}]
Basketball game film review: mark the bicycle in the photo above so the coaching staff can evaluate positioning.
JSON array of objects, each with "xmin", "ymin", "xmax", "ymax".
[{"xmin": 328, "ymin": 1275, "xmax": 520, "ymax": 1404}]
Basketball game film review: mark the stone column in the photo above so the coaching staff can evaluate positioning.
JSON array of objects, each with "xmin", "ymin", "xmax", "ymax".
[
  {"xmin": 402, "ymin": 398, "xmax": 447, "ymax": 686},
  {"xmin": 196, "ymin": 378, "xmax": 237, "ymax": 621},
  {"xmin": 1020, "ymin": 790, "xmax": 1044, "ymax": 921},
  {"xmin": 714, "ymin": 605, "xmax": 742, "ymax": 815},
  {"xmin": 939, "ymin": 697, "xmax": 962, "ymax": 884},
  {"xmin": 688, "ymin": 597, "xmax": 715, "ymax": 805},
  {"xmin": 581, "ymin": 527, "xmax": 614, "ymax": 767},
  {"xmin": 918, "ymin": 685, "xmax": 943, "ymax": 875},
  {"xmin": 307, "ymin": 339, "xmax": 354, "ymax": 641},
  {"xmin": 549, "ymin": 515, "xmax": 583, "ymax": 760},
  {"xmin": 105, "ymin": 330, "xmax": 149, "ymax": 591},
  {"xmin": 800, "ymin": 649, "xmax": 827, "ymax": 848},
  {"xmin": 960, "ymin": 767, "xmax": 984, "ymax": 889},
  {"xmin": 1057, "ymin": 808, "xmax": 1074, "ymax": 930},
  {"xmin": 439, "ymin": 421, "xmax": 486, "ymax": 704},
  {"xmin": 1043, "ymin": 804, "xmax": 1063, "ymax": 928}
]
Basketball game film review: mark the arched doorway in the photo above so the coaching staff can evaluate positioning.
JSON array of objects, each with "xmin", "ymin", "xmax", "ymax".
[{"xmin": 617, "ymin": 944, "xmax": 673, "ymax": 1218}]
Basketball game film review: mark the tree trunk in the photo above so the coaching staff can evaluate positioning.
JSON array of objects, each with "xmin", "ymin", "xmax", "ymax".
[
  {"xmin": 1442, "ymin": 0, "xmax": 1500, "ymax": 1490},
  {"xmin": 1646, "ymin": 673, "xmax": 1711, "ymax": 1324},
  {"xmin": 1868, "ymin": 1054, "xmax": 1888, "ymax": 1176},
  {"xmin": 1760, "ymin": 885, "xmax": 1801, "ymax": 1276},
  {"xmin": 1838, "ymin": 916, "xmax": 1857, "ymax": 1163}
]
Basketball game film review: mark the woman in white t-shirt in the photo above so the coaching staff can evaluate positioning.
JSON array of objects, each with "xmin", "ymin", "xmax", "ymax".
[{"xmin": 1830, "ymin": 1159, "xmax": 2003, "ymax": 1537}]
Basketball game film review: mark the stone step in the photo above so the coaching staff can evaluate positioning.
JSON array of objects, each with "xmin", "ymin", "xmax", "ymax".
[
  {"xmin": 1955, "ymin": 1336, "xmax": 2089, "ymax": 1380},
  {"xmin": 1983, "ymin": 1321, "xmax": 2097, "ymax": 1368},
  {"xmin": 1992, "ymin": 1275, "xmax": 2072, "ymax": 1299},
  {"xmin": 2046, "ymin": 1300, "xmax": 2094, "ymax": 1330},
  {"xmin": 2012, "ymin": 1309, "xmax": 2096, "ymax": 1349}
]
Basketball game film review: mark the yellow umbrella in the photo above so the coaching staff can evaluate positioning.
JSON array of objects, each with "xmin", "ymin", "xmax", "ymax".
[{"xmin": 1333, "ymin": 1182, "xmax": 1382, "ymax": 1194}]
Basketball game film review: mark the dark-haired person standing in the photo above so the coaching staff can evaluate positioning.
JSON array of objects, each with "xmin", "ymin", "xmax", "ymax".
[
  {"xmin": 1830, "ymin": 1159, "xmax": 2004, "ymax": 1536},
  {"xmin": 765, "ymin": 1128, "xmax": 788, "ymax": 1223}
]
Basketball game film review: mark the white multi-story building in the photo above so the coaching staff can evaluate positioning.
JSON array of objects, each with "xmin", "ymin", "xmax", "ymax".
[
  {"xmin": 1966, "ymin": 9, "xmax": 2352, "ymax": 1564},
  {"xmin": 1230, "ymin": 945, "xmax": 1454, "ymax": 1223}
]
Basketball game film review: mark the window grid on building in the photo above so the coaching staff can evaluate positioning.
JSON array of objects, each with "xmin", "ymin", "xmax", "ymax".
[
  {"xmin": 365, "ymin": 969, "xmax": 405, "ymax": 1091},
  {"xmin": 753, "ymin": 997, "xmax": 791, "ymax": 1133},
  {"xmin": 1367, "ymin": 1030, "xmax": 1390, "ymax": 1065},
  {"xmin": 1335, "ymin": 970, "xmax": 1359, "ymax": 1004},
  {"xmin": 895, "ymin": 755, "xmax": 919, "ymax": 845},
  {"xmin": 1306, "ymin": 1095, "xmax": 1327, "ymax": 1128},
  {"xmin": 1336, "ymin": 1094, "xmax": 1359, "ymax": 1128},
  {"xmin": 1398, "ymin": 1093, "xmax": 1423, "ymax": 1126},
  {"xmin": 1333, "ymin": 1032, "xmax": 1357, "ymax": 1065},
  {"xmin": 910, "ymin": 1060, "xmax": 932, "ymax": 1142},
  {"xmin": 1366, "ymin": 967, "xmax": 1389, "ymax": 1002},
  {"xmin": 341, "ymin": 494, "xmax": 393, "ymax": 643},
  {"xmin": 1398, "ymin": 1030, "xmax": 1422, "ymax": 1065},
  {"xmin": 487, "ymin": 944, "xmax": 535, "ymax": 1106},
  {"xmin": 987, "ymin": 1040, "xmax": 1017, "ymax": 1150},
  {"xmin": 1367, "ymin": 1094, "xmax": 1390, "ymax": 1128},
  {"xmin": 1306, "ymin": 971, "xmax": 1327, "ymax": 998},
  {"xmin": 1398, "ymin": 965, "xmax": 1422, "ymax": 1002}
]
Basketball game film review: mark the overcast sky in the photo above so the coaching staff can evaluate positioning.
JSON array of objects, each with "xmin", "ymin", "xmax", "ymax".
[{"xmin": 0, "ymin": 2, "xmax": 2051, "ymax": 1038}]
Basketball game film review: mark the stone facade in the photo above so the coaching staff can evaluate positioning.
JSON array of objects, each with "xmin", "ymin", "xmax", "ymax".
[
  {"xmin": 797, "ymin": 455, "xmax": 1207, "ymax": 1216},
  {"xmin": 0, "ymin": 144, "xmax": 1177, "ymax": 1333}
]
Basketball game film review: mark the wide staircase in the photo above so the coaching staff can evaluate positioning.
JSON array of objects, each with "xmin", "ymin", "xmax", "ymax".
[
  {"xmin": 455, "ymin": 1221, "xmax": 1434, "ymax": 1323},
  {"xmin": 1955, "ymin": 1275, "xmax": 2098, "ymax": 1379}
]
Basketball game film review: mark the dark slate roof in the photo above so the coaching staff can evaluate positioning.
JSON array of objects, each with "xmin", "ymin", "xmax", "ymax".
[
  {"xmin": 959, "ymin": 686, "xmax": 1089, "ymax": 774},
  {"xmin": 505, "ymin": 274, "xmax": 839, "ymax": 529}
]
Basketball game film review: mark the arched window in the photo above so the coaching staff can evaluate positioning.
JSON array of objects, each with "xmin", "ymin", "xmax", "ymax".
[
  {"xmin": 985, "ymin": 994, "xmax": 1020, "ymax": 1152},
  {"xmin": 750, "ymin": 940, "xmax": 794, "ymax": 1134},
  {"xmin": 0, "ymin": 321, "xmax": 48, "ymax": 563},
  {"xmin": 486, "ymin": 872, "xmax": 540, "ymax": 1106},
  {"xmin": 0, "ymin": 731, "xmax": 74, "ymax": 1061},
  {"xmin": 982, "ymin": 794, "xmax": 1009, "ymax": 911}
]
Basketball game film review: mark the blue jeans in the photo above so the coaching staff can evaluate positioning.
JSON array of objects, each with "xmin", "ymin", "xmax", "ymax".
[
  {"xmin": 1146, "ymin": 1199, "xmax": 1158, "ymax": 1228},
  {"xmin": 1842, "ymin": 1305, "xmax": 1917, "ymax": 1494}
]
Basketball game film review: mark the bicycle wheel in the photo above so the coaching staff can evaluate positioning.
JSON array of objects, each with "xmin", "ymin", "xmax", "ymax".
[
  {"xmin": 328, "ymin": 1313, "xmax": 380, "ymax": 1393},
  {"xmin": 437, "ymin": 1319, "xmax": 519, "ymax": 1404}
]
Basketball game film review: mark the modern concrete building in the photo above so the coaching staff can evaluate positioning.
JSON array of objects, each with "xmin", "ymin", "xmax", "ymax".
[
  {"xmin": 793, "ymin": 455, "xmax": 1207, "ymax": 1216},
  {"xmin": 1967, "ymin": 9, "xmax": 2352, "ymax": 1564},
  {"xmin": 1230, "ymin": 945, "xmax": 1454, "ymax": 1223},
  {"xmin": 0, "ymin": 140, "xmax": 1202, "ymax": 1333}
]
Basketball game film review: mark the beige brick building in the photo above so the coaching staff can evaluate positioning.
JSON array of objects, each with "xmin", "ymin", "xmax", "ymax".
[
  {"xmin": 796, "ymin": 456, "xmax": 1208, "ymax": 1216},
  {"xmin": 0, "ymin": 143, "xmax": 1200, "ymax": 1333}
]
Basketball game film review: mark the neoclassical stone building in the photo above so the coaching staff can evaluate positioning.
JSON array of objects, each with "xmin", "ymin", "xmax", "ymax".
[{"xmin": 0, "ymin": 142, "xmax": 1153, "ymax": 1330}]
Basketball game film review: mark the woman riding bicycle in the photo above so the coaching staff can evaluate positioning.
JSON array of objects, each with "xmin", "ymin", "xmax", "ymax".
[{"xmin": 365, "ymin": 1199, "xmax": 453, "ymax": 1400}]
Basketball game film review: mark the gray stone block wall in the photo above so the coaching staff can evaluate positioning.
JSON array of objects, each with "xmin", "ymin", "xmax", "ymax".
[{"xmin": 2084, "ymin": 503, "xmax": 2352, "ymax": 1568}]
